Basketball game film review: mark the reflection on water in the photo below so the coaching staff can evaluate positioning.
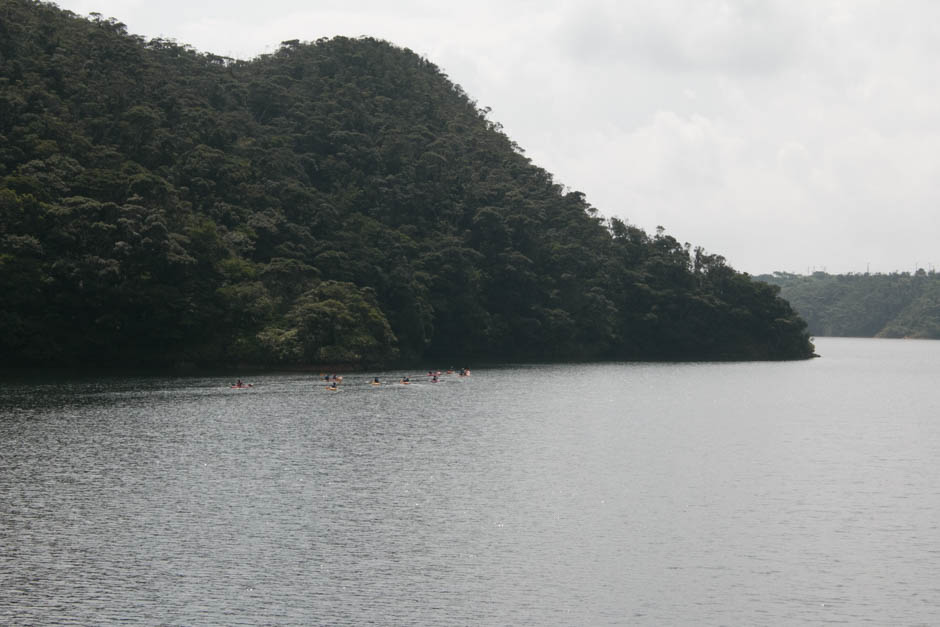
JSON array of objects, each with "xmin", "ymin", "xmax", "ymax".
[{"xmin": 3, "ymin": 338, "xmax": 940, "ymax": 625}]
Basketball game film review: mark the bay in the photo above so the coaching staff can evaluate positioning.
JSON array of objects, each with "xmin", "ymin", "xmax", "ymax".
[{"xmin": 2, "ymin": 337, "xmax": 940, "ymax": 625}]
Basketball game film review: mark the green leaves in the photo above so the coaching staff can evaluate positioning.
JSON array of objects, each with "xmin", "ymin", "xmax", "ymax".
[
  {"xmin": 283, "ymin": 281, "xmax": 398, "ymax": 366},
  {"xmin": 0, "ymin": 2, "xmax": 815, "ymax": 366},
  {"xmin": 762, "ymin": 271, "xmax": 940, "ymax": 340}
]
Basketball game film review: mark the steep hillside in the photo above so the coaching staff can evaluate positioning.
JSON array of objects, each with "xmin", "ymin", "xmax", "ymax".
[{"xmin": 0, "ymin": 0, "xmax": 815, "ymax": 367}]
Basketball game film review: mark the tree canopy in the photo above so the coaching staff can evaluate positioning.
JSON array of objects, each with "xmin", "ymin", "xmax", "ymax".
[
  {"xmin": 758, "ymin": 271, "xmax": 940, "ymax": 339},
  {"xmin": 0, "ymin": 0, "xmax": 815, "ymax": 368}
]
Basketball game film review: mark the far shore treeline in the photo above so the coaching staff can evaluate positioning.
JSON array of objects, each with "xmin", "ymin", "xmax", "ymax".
[
  {"xmin": 0, "ymin": 0, "xmax": 814, "ymax": 369},
  {"xmin": 758, "ymin": 271, "xmax": 940, "ymax": 339}
]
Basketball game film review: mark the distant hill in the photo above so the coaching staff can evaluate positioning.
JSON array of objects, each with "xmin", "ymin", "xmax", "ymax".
[
  {"xmin": 0, "ymin": 0, "xmax": 814, "ymax": 367},
  {"xmin": 757, "ymin": 271, "xmax": 940, "ymax": 339}
]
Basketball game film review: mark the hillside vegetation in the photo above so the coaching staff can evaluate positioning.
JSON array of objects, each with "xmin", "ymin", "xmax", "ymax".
[
  {"xmin": 0, "ymin": 0, "xmax": 814, "ymax": 367},
  {"xmin": 758, "ymin": 271, "xmax": 940, "ymax": 339}
]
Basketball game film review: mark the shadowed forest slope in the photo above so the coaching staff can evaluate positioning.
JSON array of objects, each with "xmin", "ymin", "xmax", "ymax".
[{"xmin": 0, "ymin": 0, "xmax": 814, "ymax": 367}]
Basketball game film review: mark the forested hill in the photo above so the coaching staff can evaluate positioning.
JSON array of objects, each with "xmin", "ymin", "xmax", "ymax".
[
  {"xmin": 758, "ymin": 271, "xmax": 940, "ymax": 339},
  {"xmin": 0, "ymin": 0, "xmax": 814, "ymax": 368}
]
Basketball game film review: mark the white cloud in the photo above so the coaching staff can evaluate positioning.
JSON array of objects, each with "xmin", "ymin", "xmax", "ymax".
[{"xmin": 49, "ymin": 0, "xmax": 940, "ymax": 274}]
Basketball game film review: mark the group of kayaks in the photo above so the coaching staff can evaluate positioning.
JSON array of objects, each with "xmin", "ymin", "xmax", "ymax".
[
  {"xmin": 229, "ymin": 369, "xmax": 471, "ymax": 391},
  {"xmin": 324, "ymin": 369, "xmax": 471, "ymax": 391}
]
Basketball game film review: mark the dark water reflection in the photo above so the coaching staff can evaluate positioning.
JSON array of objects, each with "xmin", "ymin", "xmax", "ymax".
[{"xmin": 3, "ymin": 338, "xmax": 940, "ymax": 625}]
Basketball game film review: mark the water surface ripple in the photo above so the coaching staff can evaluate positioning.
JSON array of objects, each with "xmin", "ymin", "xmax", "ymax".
[{"xmin": 2, "ymin": 338, "xmax": 940, "ymax": 625}]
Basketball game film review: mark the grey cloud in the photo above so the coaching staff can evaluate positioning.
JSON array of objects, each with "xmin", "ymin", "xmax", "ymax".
[
  {"xmin": 558, "ymin": 1, "xmax": 807, "ymax": 77},
  {"xmin": 48, "ymin": 0, "xmax": 940, "ymax": 273}
]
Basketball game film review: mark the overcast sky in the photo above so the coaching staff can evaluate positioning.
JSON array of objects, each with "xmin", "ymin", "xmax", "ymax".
[{"xmin": 51, "ymin": 0, "xmax": 940, "ymax": 275}]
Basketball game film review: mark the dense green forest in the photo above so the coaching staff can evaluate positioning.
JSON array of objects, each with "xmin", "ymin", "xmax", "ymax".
[
  {"xmin": 758, "ymin": 271, "xmax": 940, "ymax": 339},
  {"xmin": 0, "ymin": 0, "xmax": 814, "ymax": 368}
]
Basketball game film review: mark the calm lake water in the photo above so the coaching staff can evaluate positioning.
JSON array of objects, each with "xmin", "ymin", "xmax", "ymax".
[{"xmin": 2, "ymin": 337, "xmax": 940, "ymax": 625}]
